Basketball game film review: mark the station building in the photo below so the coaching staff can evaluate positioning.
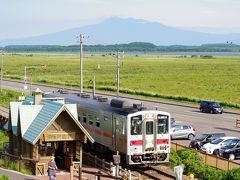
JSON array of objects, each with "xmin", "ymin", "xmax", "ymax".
[{"xmin": 5, "ymin": 92, "xmax": 94, "ymax": 175}]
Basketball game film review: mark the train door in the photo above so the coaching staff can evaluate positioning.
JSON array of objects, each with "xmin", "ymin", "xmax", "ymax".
[
  {"xmin": 143, "ymin": 113, "xmax": 156, "ymax": 152},
  {"xmin": 112, "ymin": 115, "xmax": 117, "ymax": 151}
]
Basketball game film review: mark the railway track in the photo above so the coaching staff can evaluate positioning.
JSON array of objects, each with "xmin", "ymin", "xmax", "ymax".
[{"xmin": 127, "ymin": 165, "xmax": 176, "ymax": 180}]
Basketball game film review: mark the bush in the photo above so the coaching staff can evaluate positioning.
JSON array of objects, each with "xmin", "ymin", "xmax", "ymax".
[
  {"xmin": 0, "ymin": 158, "xmax": 4, "ymax": 167},
  {"xmin": 170, "ymin": 148, "xmax": 240, "ymax": 179},
  {"xmin": 176, "ymin": 149, "xmax": 204, "ymax": 177},
  {"xmin": 20, "ymin": 168, "xmax": 32, "ymax": 175},
  {"xmin": 7, "ymin": 160, "xmax": 18, "ymax": 171},
  {"xmin": 223, "ymin": 168, "xmax": 240, "ymax": 180},
  {"xmin": 0, "ymin": 175, "xmax": 10, "ymax": 180},
  {"xmin": 169, "ymin": 148, "xmax": 182, "ymax": 168}
]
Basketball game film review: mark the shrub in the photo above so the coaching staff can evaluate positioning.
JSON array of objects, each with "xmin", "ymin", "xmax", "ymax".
[
  {"xmin": 20, "ymin": 168, "xmax": 32, "ymax": 175},
  {"xmin": 169, "ymin": 148, "xmax": 182, "ymax": 168},
  {"xmin": 176, "ymin": 149, "xmax": 204, "ymax": 177},
  {"xmin": 222, "ymin": 168, "xmax": 240, "ymax": 180},
  {"xmin": 7, "ymin": 160, "xmax": 18, "ymax": 171},
  {"xmin": 0, "ymin": 175, "xmax": 10, "ymax": 180},
  {"xmin": 0, "ymin": 158, "xmax": 4, "ymax": 167}
]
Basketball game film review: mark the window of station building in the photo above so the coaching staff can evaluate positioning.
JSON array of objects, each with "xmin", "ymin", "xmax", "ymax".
[
  {"xmin": 96, "ymin": 122, "xmax": 100, "ymax": 128},
  {"xmin": 157, "ymin": 115, "xmax": 169, "ymax": 134},
  {"xmin": 39, "ymin": 142, "xmax": 53, "ymax": 156},
  {"xmin": 89, "ymin": 121, "xmax": 93, "ymax": 125},
  {"xmin": 78, "ymin": 115, "xmax": 81, "ymax": 122},
  {"xmin": 83, "ymin": 116, "xmax": 87, "ymax": 123},
  {"xmin": 131, "ymin": 115, "xmax": 142, "ymax": 135},
  {"xmin": 146, "ymin": 121, "xmax": 153, "ymax": 135}
]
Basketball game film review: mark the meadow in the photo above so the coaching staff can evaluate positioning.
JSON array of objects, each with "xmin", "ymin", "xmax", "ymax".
[{"xmin": 2, "ymin": 54, "xmax": 240, "ymax": 108}]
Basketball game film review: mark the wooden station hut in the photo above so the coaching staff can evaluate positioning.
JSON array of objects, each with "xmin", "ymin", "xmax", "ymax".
[{"xmin": 5, "ymin": 93, "xmax": 94, "ymax": 175}]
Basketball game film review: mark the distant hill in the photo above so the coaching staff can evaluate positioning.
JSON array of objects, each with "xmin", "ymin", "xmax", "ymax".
[
  {"xmin": 0, "ymin": 17, "xmax": 240, "ymax": 46},
  {"xmin": 1, "ymin": 42, "xmax": 240, "ymax": 53}
]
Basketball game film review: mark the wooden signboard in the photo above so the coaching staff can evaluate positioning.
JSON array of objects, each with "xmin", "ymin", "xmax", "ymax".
[{"xmin": 43, "ymin": 132, "xmax": 81, "ymax": 141}]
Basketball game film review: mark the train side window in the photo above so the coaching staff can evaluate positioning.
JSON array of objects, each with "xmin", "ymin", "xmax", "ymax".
[
  {"xmin": 83, "ymin": 117, "xmax": 87, "ymax": 123},
  {"xmin": 146, "ymin": 121, "xmax": 153, "ymax": 135},
  {"xmin": 131, "ymin": 115, "xmax": 142, "ymax": 135},
  {"xmin": 157, "ymin": 115, "xmax": 169, "ymax": 134},
  {"xmin": 96, "ymin": 122, "xmax": 100, "ymax": 128}
]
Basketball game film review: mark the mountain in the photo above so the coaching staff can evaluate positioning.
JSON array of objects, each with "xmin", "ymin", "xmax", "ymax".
[{"xmin": 0, "ymin": 17, "xmax": 240, "ymax": 46}]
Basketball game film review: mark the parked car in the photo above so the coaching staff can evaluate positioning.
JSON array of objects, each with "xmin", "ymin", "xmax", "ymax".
[
  {"xmin": 200, "ymin": 100, "xmax": 223, "ymax": 114},
  {"xmin": 189, "ymin": 132, "xmax": 226, "ymax": 150},
  {"xmin": 201, "ymin": 136, "xmax": 237, "ymax": 155},
  {"xmin": 219, "ymin": 138, "xmax": 240, "ymax": 160},
  {"xmin": 170, "ymin": 125, "xmax": 195, "ymax": 140},
  {"xmin": 171, "ymin": 118, "xmax": 176, "ymax": 127}
]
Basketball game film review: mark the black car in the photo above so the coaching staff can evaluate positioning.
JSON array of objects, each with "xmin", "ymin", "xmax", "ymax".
[
  {"xmin": 189, "ymin": 132, "xmax": 226, "ymax": 150},
  {"xmin": 200, "ymin": 100, "xmax": 223, "ymax": 114},
  {"xmin": 219, "ymin": 138, "xmax": 240, "ymax": 160}
]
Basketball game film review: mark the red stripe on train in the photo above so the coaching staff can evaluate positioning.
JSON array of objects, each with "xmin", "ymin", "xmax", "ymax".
[
  {"xmin": 130, "ymin": 140, "xmax": 143, "ymax": 146},
  {"xmin": 157, "ymin": 139, "xmax": 169, "ymax": 144}
]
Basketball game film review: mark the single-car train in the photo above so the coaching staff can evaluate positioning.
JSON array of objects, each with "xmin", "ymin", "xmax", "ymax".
[{"xmin": 48, "ymin": 92, "xmax": 171, "ymax": 165}]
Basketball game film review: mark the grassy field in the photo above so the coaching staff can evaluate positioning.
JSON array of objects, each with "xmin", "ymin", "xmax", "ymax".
[
  {"xmin": 0, "ymin": 89, "xmax": 21, "ymax": 107},
  {"xmin": 2, "ymin": 54, "xmax": 240, "ymax": 107}
]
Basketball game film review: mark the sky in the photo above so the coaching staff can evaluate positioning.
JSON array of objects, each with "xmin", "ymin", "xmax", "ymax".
[{"xmin": 1, "ymin": 0, "xmax": 240, "ymax": 40}]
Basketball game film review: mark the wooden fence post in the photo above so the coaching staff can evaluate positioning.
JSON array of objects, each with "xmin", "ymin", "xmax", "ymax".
[
  {"xmin": 94, "ymin": 155, "xmax": 97, "ymax": 168},
  {"xmin": 19, "ymin": 155, "xmax": 22, "ymax": 172},
  {"xmin": 4, "ymin": 155, "xmax": 7, "ymax": 168},
  {"xmin": 102, "ymin": 159, "xmax": 105, "ymax": 170},
  {"xmin": 70, "ymin": 166, "xmax": 73, "ymax": 180},
  {"xmin": 79, "ymin": 163, "xmax": 82, "ymax": 180}
]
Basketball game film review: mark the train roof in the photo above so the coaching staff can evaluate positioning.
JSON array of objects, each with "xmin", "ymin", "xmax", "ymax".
[{"xmin": 46, "ymin": 92, "xmax": 144, "ymax": 116}]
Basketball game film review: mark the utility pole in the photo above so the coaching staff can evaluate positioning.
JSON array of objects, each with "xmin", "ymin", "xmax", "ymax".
[
  {"xmin": 116, "ymin": 52, "xmax": 120, "ymax": 98},
  {"xmin": 114, "ymin": 52, "xmax": 123, "ymax": 98},
  {"xmin": 24, "ymin": 66, "xmax": 27, "ymax": 96},
  {"xmin": 80, "ymin": 34, "xmax": 83, "ymax": 95},
  {"xmin": 79, "ymin": 34, "xmax": 89, "ymax": 96},
  {"xmin": 93, "ymin": 73, "xmax": 96, "ymax": 98},
  {"xmin": 0, "ymin": 51, "xmax": 3, "ymax": 92},
  {"xmin": 30, "ymin": 71, "xmax": 32, "ymax": 95}
]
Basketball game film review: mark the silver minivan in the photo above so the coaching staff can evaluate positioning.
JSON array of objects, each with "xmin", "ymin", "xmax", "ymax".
[{"xmin": 170, "ymin": 125, "xmax": 196, "ymax": 140}]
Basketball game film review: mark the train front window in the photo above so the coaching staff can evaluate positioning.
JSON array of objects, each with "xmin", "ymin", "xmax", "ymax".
[
  {"xmin": 157, "ymin": 115, "xmax": 169, "ymax": 134},
  {"xmin": 131, "ymin": 115, "xmax": 142, "ymax": 135},
  {"xmin": 146, "ymin": 121, "xmax": 153, "ymax": 135}
]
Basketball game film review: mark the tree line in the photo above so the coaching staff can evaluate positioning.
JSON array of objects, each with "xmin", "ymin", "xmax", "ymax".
[{"xmin": 1, "ymin": 42, "xmax": 240, "ymax": 52}]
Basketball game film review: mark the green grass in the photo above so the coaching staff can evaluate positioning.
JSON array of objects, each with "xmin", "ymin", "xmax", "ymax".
[
  {"xmin": 0, "ymin": 130, "xmax": 8, "ymax": 152},
  {"xmin": 0, "ymin": 89, "xmax": 21, "ymax": 107},
  {"xmin": 2, "ymin": 54, "xmax": 240, "ymax": 108},
  {"xmin": 0, "ymin": 175, "xmax": 10, "ymax": 180}
]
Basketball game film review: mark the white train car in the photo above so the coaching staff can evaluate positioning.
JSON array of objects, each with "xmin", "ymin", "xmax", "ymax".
[{"xmin": 48, "ymin": 92, "xmax": 171, "ymax": 164}]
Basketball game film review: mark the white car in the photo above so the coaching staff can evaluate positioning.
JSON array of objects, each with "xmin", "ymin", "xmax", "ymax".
[{"xmin": 201, "ymin": 136, "xmax": 237, "ymax": 155}]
